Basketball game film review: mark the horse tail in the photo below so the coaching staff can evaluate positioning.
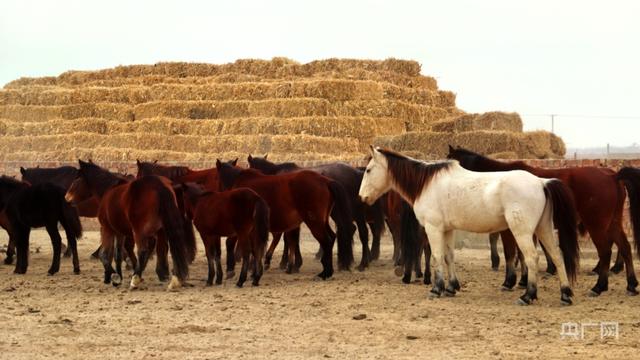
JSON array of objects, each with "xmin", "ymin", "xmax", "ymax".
[
  {"xmin": 156, "ymin": 182, "xmax": 189, "ymax": 281},
  {"xmin": 327, "ymin": 180, "xmax": 354, "ymax": 270},
  {"xmin": 58, "ymin": 187, "xmax": 83, "ymax": 240},
  {"xmin": 543, "ymin": 179, "xmax": 579, "ymax": 282},
  {"xmin": 400, "ymin": 200, "xmax": 419, "ymax": 284},
  {"xmin": 172, "ymin": 184, "xmax": 197, "ymax": 263},
  {"xmin": 253, "ymin": 196, "xmax": 270, "ymax": 255},
  {"xmin": 616, "ymin": 167, "xmax": 640, "ymax": 257}
]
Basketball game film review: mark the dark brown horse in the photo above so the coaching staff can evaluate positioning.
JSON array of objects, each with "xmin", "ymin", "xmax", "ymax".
[
  {"xmin": 216, "ymin": 160, "xmax": 354, "ymax": 279},
  {"xmin": 65, "ymin": 160, "xmax": 193, "ymax": 290},
  {"xmin": 1, "ymin": 176, "xmax": 82, "ymax": 275},
  {"xmin": 180, "ymin": 183, "xmax": 270, "ymax": 287},
  {"xmin": 248, "ymin": 156, "xmax": 385, "ymax": 271},
  {"xmin": 448, "ymin": 146, "xmax": 639, "ymax": 296}
]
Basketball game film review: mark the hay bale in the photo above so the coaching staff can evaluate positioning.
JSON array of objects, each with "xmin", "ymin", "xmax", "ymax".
[
  {"xmin": 488, "ymin": 151, "xmax": 519, "ymax": 159},
  {"xmin": 429, "ymin": 112, "xmax": 523, "ymax": 133},
  {"xmin": 0, "ymin": 104, "xmax": 133, "ymax": 122},
  {"xmin": 374, "ymin": 130, "xmax": 565, "ymax": 159}
]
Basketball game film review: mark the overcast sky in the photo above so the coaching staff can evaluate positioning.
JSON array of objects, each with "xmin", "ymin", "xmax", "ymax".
[{"xmin": 1, "ymin": 0, "xmax": 639, "ymax": 148}]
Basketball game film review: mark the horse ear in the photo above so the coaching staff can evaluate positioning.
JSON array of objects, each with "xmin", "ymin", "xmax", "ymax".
[
  {"xmin": 215, "ymin": 159, "xmax": 222, "ymax": 168},
  {"xmin": 448, "ymin": 144, "xmax": 455, "ymax": 153},
  {"xmin": 136, "ymin": 159, "xmax": 141, "ymax": 166},
  {"xmin": 232, "ymin": 158, "xmax": 238, "ymax": 166},
  {"xmin": 78, "ymin": 159, "xmax": 87, "ymax": 167},
  {"xmin": 153, "ymin": 160, "xmax": 158, "ymax": 164},
  {"xmin": 248, "ymin": 154, "xmax": 253, "ymax": 162},
  {"xmin": 264, "ymin": 153, "xmax": 268, "ymax": 159},
  {"xmin": 20, "ymin": 167, "xmax": 25, "ymax": 175}
]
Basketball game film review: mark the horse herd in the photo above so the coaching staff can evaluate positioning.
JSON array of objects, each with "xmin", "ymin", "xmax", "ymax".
[{"xmin": 2, "ymin": 145, "xmax": 640, "ymax": 307}]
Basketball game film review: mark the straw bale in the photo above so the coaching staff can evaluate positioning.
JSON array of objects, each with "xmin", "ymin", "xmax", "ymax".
[
  {"xmin": 0, "ymin": 104, "xmax": 133, "ymax": 122},
  {"xmin": 374, "ymin": 130, "xmax": 565, "ymax": 159},
  {"xmin": 488, "ymin": 151, "xmax": 519, "ymax": 159}
]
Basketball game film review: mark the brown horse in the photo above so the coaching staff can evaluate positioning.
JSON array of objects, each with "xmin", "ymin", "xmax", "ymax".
[
  {"xmin": 180, "ymin": 183, "xmax": 270, "ymax": 287},
  {"xmin": 65, "ymin": 160, "xmax": 193, "ymax": 290},
  {"xmin": 448, "ymin": 146, "xmax": 639, "ymax": 296},
  {"xmin": 216, "ymin": 160, "xmax": 354, "ymax": 279}
]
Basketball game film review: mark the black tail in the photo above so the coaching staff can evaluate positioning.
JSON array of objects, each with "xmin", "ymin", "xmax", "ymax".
[
  {"xmin": 58, "ymin": 188, "xmax": 83, "ymax": 240},
  {"xmin": 544, "ymin": 179, "xmax": 579, "ymax": 283},
  {"xmin": 400, "ymin": 200, "xmax": 419, "ymax": 284},
  {"xmin": 172, "ymin": 184, "xmax": 197, "ymax": 263},
  {"xmin": 155, "ymin": 181, "xmax": 189, "ymax": 281},
  {"xmin": 617, "ymin": 167, "xmax": 640, "ymax": 258},
  {"xmin": 328, "ymin": 181, "xmax": 354, "ymax": 270},
  {"xmin": 253, "ymin": 196, "xmax": 270, "ymax": 254}
]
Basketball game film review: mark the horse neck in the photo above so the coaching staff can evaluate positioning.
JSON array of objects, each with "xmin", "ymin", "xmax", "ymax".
[
  {"xmin": 459, "ymin": 155, "xmax": 531, "ymax": 173},
  {"xmin": 219, "ymin": 166, "xmax": 245, "ymax": 189},
  {"xmin": 83, "ymin": 169, "xmax": 125, "ymax": 198},
  {"xmin": 385, "ymin": 156, "xmax": 451, "ymax": 205}
]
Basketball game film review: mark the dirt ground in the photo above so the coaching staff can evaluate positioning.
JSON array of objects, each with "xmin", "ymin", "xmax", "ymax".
[{"xmin": 0, "ymin": 229, "xmax": 639, "ymax": 359}]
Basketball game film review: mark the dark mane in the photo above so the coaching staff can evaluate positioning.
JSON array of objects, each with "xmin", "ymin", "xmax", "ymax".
[
  {"xmin": 136, "ymin": 161, "xmax": 191, "ymax": 180},
  {"xmin": 0, "ymin": 176, "xmax": 30, "ymax": 209},
  {"xmin": 446, "ymin": 146, "xmax": 529, "ymax": 172},
  {"xmin": 20, "ymin": 166, "xmax": 78, "ymax": 188},
  {"xmin": 78, "ymin": 161, "xmax": 129, "ymax": 197},
  {"xmin": 248, "ymin": 156, "xmax": 299, "ymax": 175},
  {"xmin": 377, "ymin": 148, "xmax": 452, "ymax": 203}
]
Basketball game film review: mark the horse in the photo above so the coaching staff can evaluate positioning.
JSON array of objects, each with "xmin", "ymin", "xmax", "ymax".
[
  {"xmin": 1, "ymin": 176, "xmax": 82, "ymax": 275},
  {"xmin": 448, "ymin": 146, "xmax": 638, "ymax": 296},
  {"xmin": 216, "ymin": 160, "xmax": 354, "ymax": 279},
  {"xmin": 248, "ymin": 155, "xmax": 385, "ymax": 271},
  {"xmin": 180, "ymin": 183, "xmax": 270, "ymax": 287},
  {"xmin": 360, "ymin": 146, "xmax": 579, "ymax": 305},
  {"xmin": 20, "ymin": 165, "xmax": 101, "ymax": 258},
  {"xmin": 65, "ymin": 160, "xmax": 193, "ymax": 290}
]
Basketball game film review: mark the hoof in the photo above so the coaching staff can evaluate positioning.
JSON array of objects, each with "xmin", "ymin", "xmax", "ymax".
[
  {"xmin": 47, "ymin": 269, "xmax": 57, "ymax": 276},
  {"xmin": 501, "ymin": 285, "xmax": 514, "ymax": 292},
  {"xmin": 129, "ymin": 274, "xmax": 142, "ymax": 290},
  {"xmin": 560, "ymin": 297, "xmax": 573, "ymax": 306},
  {"xmin": 264, "ymin": 263, "xmax": 271, "ymax": 271},
  {"xmin": 73, "ymin": 269, "xmax": 81, "ymax": 275},
  {"xmin": 111, "ymin": 273, "xmax": 122, "ymax": 287},
  {"xmin": 357, "ymin": 264, "xmax": 366, "ymax": 272},
  {"xmin": 4, "ymin": 257, "xmax": 13, "ymax": 265},
  {"xmin": 226, "ymin": 271, "xmax": 235, "ymax": 279},
  {"xmin": 428, "ymin": 290, "xmax": 441, "ymax": 299},
  {"xmin": 278, "ymin": 262, "xmax": 287, "ymax": 270},
  {"xmin": 13, "ymin": 269, "xmax": 26, "ymax": 275},
  {"xmin": 587, "ymin": 271, "xmax": 598, "ymax": 276},
  {"xmin": 491, "ymin": 267, "xmax": 499, "ymax": 272},
  {"xmin": 517, "ymin": 283, "xmax": 527, "ymax": 289},
  {"xmin": 252, "ymin": 279, "xmax": 260, "ymax": 287},
  {"xmin": 444, "ymin": 289, "xmax": 456, "ymax": 297},
  {"xmin": 394, "ymin": 267, "xmax": 403, "ymax": 277},
  {"xmin": 516, "ymin": 298, "xmax": 531, "ymax": 306},
  {"xmin": 627, "ymin": 288, "xmax": 639, "ymax": 296},
  {"xmin": 236, "ymin": 282, "xmax": 244, "ymax": 288},
  {"xmin": 587, "ymin": 289, "xmax": 601, "ymax": 297},
  {"xmin": 167, "ymin": 275, "xmax": 181, "ymax": 291}
]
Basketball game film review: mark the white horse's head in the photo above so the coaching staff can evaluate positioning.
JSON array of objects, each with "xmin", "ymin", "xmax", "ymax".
[{"xmin": 359, "ymin": 146, "xmax": 392, "ymax": 205}]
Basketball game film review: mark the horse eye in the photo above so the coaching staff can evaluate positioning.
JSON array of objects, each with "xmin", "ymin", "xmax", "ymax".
[{"xmin": 366, "ymin": 169, "xmax": 371, "ymax": 173}]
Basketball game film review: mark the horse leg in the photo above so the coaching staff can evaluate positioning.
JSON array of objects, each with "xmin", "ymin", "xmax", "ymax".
[
  {"xmin": 213, "ymin": 236, "xmax": 223, "ymax": 285},
  {"xmin": 99, "ymin": 227, "xmax": 116, "ymax": 284},
  {"xmin": 251, "ymin": 234, "xmax": 265, "ymax": 286},
  {"xmin": 610, "ymin": 246, "xmax": 624, "ymax": 274},
  {"xmin": 535, "ymin": 218, "xmax": 573, "ymax": 305},
  {"xmin": 13, "ymin": 226, "xmax": 30, "ymax": 274},
  {"xmin": 423, "ymin": 225, "xmax": 445, "ymax": 298},
  {"xmin": 155, "ymin": 231, "xmax": 170, "ymax": 282},
  {"xmin": 512, "ymin": 233, "xmax": 539, "ymax": 305},
  {"xmin": 264, "ymin": 232, "xmax": 282, "ymax": 270},
  {"xmin": 307, "ymin": 221, "xmax": 334, "ymax": 280},
  {"xmin": 284, "ymin": 229, "xmax": 302, "ymax": 274},
  {"xmin": 500, "ymin": 230, "xmax": 518, "ymax": 290},
  {"xmin": 423, "ymin": 233, "xmax": 432, "ymax": 285},
  {"xmin": 226, "ymin": 236, "xmax": 237, "ymax": 279},
  {"xmin": 124, "ymin": 237, "xmax": 137, "ymax": 272},
  {"xmin": 414, "ymin": 245, "xmax": 424, "ymax": 278},
  {"xmin": 62, "ymin": 224, "xmax": 80, "ymax": 274},
  {"xmin": 517, "ymin": 247, "xmax": 528, "ymax": 289},
  {"xmin": 443, "ymin": 230, "xmax": 460, "ymax": 296},
  {"xmin": 611, "ymin": 228, "xmax": 638, "ymax": 295},
  {"xmin": 130, "ymin": 235, "xmax": 153, "ymax": 290},
  {"xmin": 90, "ymin": 245, "xmax": 102, "ymax": 260},
  {"xmin": 388, "ymin": 219, "xmax": 402, "ymax": 266},
  {"xmin": 110, "ymin": 236, "xmax": 122, "ymax": 287},
  {"xmin": 236, "ymin": 234, "xmax": 250, "ymax": 287},
  {"xmin": 355, "ymin": 214, "xmax": 371, "ymax": 272},
  {"xmin": 4, "ymin": 228, "xmax": 15, "ymax": 265},
  {"xmin": 588, "ymin": 229, "xmax": 612, "ymax": 297},
  {"xmin": 45, "ymin": 223, "xmax": 62, "ymax": 276},
  {"xmin": 538, "ymin": 238, "xmax": 557, "ymax": 276},
  {"xmin": 369, "ymin": 205, "xmax": 384, "ymax": 261},
  {"xmin": 489, "ymin": 232, "xmax": 500, "ymax": 271}
]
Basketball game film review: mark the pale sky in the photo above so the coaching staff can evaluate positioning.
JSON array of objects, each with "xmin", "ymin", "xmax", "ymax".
[{"xmin": 1, "ymin": 0, "xmax": 639, "ymax": 148}]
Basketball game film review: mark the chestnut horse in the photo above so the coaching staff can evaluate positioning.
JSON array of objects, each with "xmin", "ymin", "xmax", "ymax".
[
  {"xmin": 180, "ymin": 183, "xmax": 270, "ymax": 287},
  {"xmin": 248, "ymin": 155, "xmax": 384, "ymax": 271},
  {"xmin": 448, "ymin": 146, "xmax": 639, "ymax": 296},
  {"xmin": 1, "ymin": 176, "xmax": 82, "ymax": 275},
  {"xmin": 65, "ymin": 160, "xmax": 192, "ymax": 290},
  {"xmin": 216, "ymin": 160, "xmax": 354, "ymax": 279}
]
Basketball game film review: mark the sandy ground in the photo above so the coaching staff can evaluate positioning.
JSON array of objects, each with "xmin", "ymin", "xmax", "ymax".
[{"xmin": 0, "ymin": 229, "xmax": 639, "ymax": 360}]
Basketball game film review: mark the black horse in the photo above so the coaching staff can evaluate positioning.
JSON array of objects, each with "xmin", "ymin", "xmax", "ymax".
[
  {"xmin": 247, "ymin": 155, "xmax": 385, "ymax": 271},
  {"xmin": 0, "ymin": 176, "xmax": 83, "ymax": 275}
]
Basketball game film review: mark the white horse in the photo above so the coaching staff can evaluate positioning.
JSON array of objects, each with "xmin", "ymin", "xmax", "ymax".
[{"xmin": 359, "ymin": 146, "xmax": 579, "ymax": 305}]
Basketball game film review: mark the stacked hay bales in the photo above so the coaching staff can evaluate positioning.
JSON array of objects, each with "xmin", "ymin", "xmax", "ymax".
[{"xmin": 0, "ymin": 58, "xmax": 564, "ymax": 167}]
